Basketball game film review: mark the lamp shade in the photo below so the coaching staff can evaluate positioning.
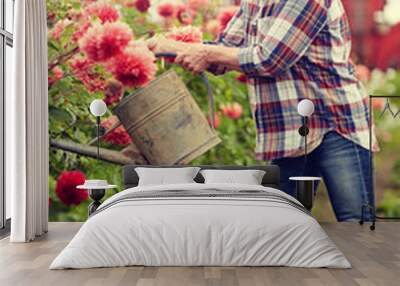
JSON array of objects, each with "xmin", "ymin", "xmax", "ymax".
[
  {"xmin": 89, "ymin": 99, "xmax": 107, "ymax": 117},
  {"xmin": 297, "ymin": 99, "xmax": 315, "ymax": 117}
]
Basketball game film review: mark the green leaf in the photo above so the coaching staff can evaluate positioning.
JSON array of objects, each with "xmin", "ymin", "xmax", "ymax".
[{"xmin": 49, "ymin": 106, "xmax": 76, "ymax": 125}]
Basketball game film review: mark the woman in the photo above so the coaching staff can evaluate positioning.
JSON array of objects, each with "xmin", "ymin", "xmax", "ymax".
[{"xmin": 147, "ymin": 0, "xmax": 377, "ymax": 221}]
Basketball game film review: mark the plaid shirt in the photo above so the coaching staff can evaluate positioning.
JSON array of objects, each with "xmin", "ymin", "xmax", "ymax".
[{"xmin": 209, "ymin": 0, "xmax": 377, "ymax": 160}]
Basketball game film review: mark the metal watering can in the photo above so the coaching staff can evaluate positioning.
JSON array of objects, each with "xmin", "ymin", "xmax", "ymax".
[{"xmin": 111, "ymin": 52, "xmax": 221, "ymax": 165}]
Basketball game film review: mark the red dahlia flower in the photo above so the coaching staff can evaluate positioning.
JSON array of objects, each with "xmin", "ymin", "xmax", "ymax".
[
  {"xmin": 221, "ymin": 102, "xmax": 243, "ymax": 119},
  {"xmin": 55, "ymin": 171, "xmax": 88, "ymax": 206},
  {"xmin": 107, "ymin": 42, "xmax": 157, "ymax": 88},
  {"xmin": 157, "ymin": 2, "xmax": 175, "ymax": 18},
  {"xmin": 127, "ymin": 0, "xmax": 151, "ymax": 13},
  {"xmin": 217, "ymin": 6, "xmax": 239, "ymax": 33},
  {"xmin": 236, "ymin": 73, "xmax": 247, "ymax": 83},
  {"xmin": 101, "ymin": 116, "xmax": 132, "ymax": 146},
  {"xmin": 176, "ymin": 4, "xmax": 195, "ymax": 25},
  {"xmin": 69, "ymin": 56, "xmax": 107, "ymax": 93},
  {"xmin": 84, "ymin": 1, "xmax": 120, "ymax": 23},
  {"xmin": 166, "ymin": 26, "xmax": 203, "ymax": 43},
  {"xmin": 79, "ymin": 22, "xmax": 133, "ymax": 62}
]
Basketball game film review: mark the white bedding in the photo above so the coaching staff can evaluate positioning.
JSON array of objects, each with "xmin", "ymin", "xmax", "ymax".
[{"xmin": 50, "ymin": 183, "xmax": 351, "ymax": 269}]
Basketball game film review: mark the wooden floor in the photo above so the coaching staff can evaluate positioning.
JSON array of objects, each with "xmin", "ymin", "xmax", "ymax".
[{"xmin": 0, "ymin": 222, "xmax": 399, "ymax": 286}]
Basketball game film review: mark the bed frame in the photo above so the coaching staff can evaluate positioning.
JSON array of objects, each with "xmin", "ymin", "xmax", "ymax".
[{"xmin": 122, "ymin": 165, "xmax": 280, "ymax": 190}]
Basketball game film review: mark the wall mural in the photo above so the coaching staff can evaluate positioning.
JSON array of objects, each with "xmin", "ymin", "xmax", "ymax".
[
  {"xmin": 47, "ymin": 0, "xmax": 400, "ymax": 222},
  {"xmin": 47, "ymin": 0, "xmax": 256, "ymax": 221}
]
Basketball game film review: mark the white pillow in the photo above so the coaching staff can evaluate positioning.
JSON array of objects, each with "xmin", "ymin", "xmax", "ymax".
[
  {"xmin": 200, "ymin": 169, "xmax": 266, "ymax": 185},
  {"xmin": 135, "ymin": 167, "xmax": 200, "ymax": 186}
]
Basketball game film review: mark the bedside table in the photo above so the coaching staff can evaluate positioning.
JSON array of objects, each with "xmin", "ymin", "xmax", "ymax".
[
  {"xmin": 289, "ymin": 177, "xmax": 321, "ymax": 211},
  {"xmin": 77, "ymin": 180, "xmax": 117, "ymax": 216}
]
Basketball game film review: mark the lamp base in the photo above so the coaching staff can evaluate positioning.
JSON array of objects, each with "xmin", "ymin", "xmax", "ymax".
[
  {"xmin": 295, "ymin": 180, "xmax": 316, "ymax": 211},
  {"xmin": 88, "ymin": 189, "xmax": 105, "ymax": 216}
]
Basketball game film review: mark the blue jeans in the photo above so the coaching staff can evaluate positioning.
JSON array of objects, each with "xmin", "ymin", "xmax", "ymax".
[{"xmin": 272, "ymin": 131, "xmax": 374, "ymax": 221}]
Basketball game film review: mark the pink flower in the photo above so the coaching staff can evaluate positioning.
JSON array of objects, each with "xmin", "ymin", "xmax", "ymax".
[
  {"xmin": 157, "ymin": 2, "xmax": 175, "ymax": 18},
  {"xmin": 104, "ymin": 80, "xmax": 124, "ymax": 106},
  {"xmin": 47, "ymin": 11, "xmax": 56, "ymax": 23},
  {"xmin": 69, "ymin": 56, "xmax": 107, "ymax": 93},
  {"xmin": 221, "ymin": 102, "xmax": 243, "ymax": 119},
  {"xmin": 188, "ymin": 0, "xmax": 208, "ymax": 11},
  {"xmin": 207, "ymin": 113, "xmax": 220, "ymax": 128},
  {"xmin": 372, "ymin": 98, "xmax": 385, "ymax": 110},
  {"xmin": 48, "ymin": 66, "xmax": 64, "ymax": 84},
  {"xmin": 50, "ymin": 19, "xmax": 72, "ymax": 40},
  {"xmin": 107, "ymin": 42, "xmax": 157, "ymax": 88},
  {"xmin": 236, "ymin": 73, "xmax": 247, "ymax": 83},
  {"xmin": 101, "ymin": 116, "xmax": 132, "ymax": 146},
  {"xmin": 53, "ymin": 66, "xmax": 64, "ymax": 80},
  {"xmin": 217, "ymin": 6, "xmax": 238, "ymax": 33},
  {"xmin": 84, "ymin": 1, "xmax": 120, "ymax": 23},
  {"xmin": 56, "ymin": 171, "xmax": 88, "ymax": 206},
  {"xmin": 127, "ymin": 0, "xmax": 151, "ymax": 13},
  {"xmin": 205, "ymin": 19, "xmax": 220, "ymax": 38},
  {"xmin": 79, "ymin": 22, "xmax": 133, "ymax": 62},
  {"xmin": 66, "ymin": 8, "xmax": 83, "ymax": 22},
  {"xmin": 355, "ymin": 65, "xmax": 371, "ymax": 83},
  {"xmin": 72, "ymin": 21, "xmax": 91, "ymax": 43},
  {"xmin": 82, "ymin": 0, "xmax": 97, "ymax": 6},
  {"xmin": 166, "ymin": 26, "xmax": 203, "ymax": 43},
  {"xmin": 176, "ymin": 4, "xmax": 195, "ymax": 25}
]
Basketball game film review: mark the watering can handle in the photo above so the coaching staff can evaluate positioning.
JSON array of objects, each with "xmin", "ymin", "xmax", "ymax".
[{"xmin": 155, "ymin": 52, "xmax": 216, "ymax": 130}]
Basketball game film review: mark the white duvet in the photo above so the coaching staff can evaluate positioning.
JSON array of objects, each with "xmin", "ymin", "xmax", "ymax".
[{"xmin": 50, "ymin": 183, "xmax": 351, "ymax": 269}]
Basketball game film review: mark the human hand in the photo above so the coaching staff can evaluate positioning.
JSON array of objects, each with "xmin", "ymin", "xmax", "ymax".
[{"xmin": 174, "ymin": 44, "xmax": 210, "ymax": 74}]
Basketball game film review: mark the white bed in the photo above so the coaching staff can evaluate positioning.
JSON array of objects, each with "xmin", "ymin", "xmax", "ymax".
[{"xmin": 50, "ymin": 182, "xmax": 350, "ymax": 269}]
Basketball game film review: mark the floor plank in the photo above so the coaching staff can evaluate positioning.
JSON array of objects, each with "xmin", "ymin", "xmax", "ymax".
[{"xmin": 0, "ymin": 222, "xmax": 399, "ymax": 286}]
